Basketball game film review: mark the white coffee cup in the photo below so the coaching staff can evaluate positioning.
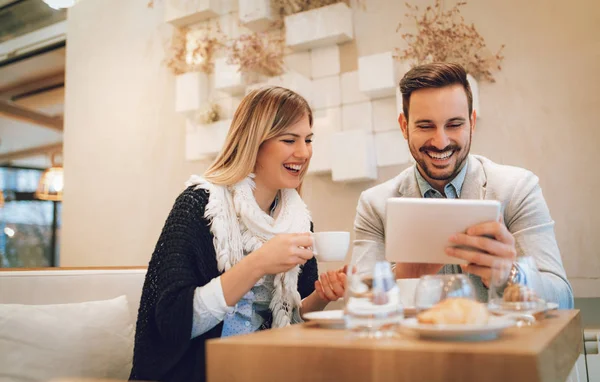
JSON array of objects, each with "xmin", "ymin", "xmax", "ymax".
[
  {"xmin": 311, "ymin": 231, "xmax": 350, "ymax": 262},
  {"xmin": 395, "ymin": 278, "xmax": 420, "ymax": 307}
]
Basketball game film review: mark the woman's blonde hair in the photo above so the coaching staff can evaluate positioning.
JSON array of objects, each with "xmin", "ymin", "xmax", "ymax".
[{"xmin": 204, "ymin": 86, "xmax": 313, "ymax": 192}]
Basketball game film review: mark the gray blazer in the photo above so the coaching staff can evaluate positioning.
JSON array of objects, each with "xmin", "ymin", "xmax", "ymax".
[{"xmin": 352, "ymin": 155, "xmax": 574, "ymax": 308}]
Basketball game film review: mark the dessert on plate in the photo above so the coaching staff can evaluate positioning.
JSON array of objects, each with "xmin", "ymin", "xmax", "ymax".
[
  {"xmin": 416, "ymin": 298, "xmax": 489, "ymax": 325},
  {"xmin": 502, "ymin": 284, "xmax": 538, "ymax": 302}
]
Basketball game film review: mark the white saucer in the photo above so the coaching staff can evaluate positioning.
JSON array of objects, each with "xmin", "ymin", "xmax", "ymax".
[
  {"xmin": 302, "ymin": 310, "xmax": 345, "ymax": 329},
  {"xmin": 400, "ymin": 316, "xmax": 515, "ymax": 341},
  {"xmin": 303, "ymin": 307, "xmax": 418, "ymax": 329},
  {"xmin": 489, "ymin": 301, "xmax": 559, "ymax": 316}
]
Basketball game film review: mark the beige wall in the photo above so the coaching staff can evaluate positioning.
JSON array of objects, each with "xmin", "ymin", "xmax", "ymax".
[{"xmin": 61, "ymin": 0, "xmax": 600, "ymax": 296}]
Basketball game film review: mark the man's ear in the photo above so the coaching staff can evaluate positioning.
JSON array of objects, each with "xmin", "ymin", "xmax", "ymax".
[{"xmin": 399, "ymin": 113, "xmax": 409, "ymax": 140}]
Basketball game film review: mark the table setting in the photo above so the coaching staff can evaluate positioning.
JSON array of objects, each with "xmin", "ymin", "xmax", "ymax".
[{"xmin": 206, "ymin": 232, "xmax": 582, "ymax": 382}]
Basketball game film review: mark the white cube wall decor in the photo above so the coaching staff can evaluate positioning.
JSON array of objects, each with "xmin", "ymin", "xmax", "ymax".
[
  {"xmin": 358, "ymin": 51, "xmax": 400, "ymax": 99},
  {"xmin": 214, "ymin": 95, "xmax": 242, "ymax": 120},
  {"xmin": 342, "ymin": 101, "xmax": 373, "ymax": 132},
  {"xmin": 331, "ymin": 130, "xmax": 377, "ymax": 182},
  {"xmin": 175, "ymin": 72, "xmax": 209, "ymax": 114},
  {"xmin": 309, "ymin": 107, "xmax": 342, "ymax": 174},
  {"xmin": 313, "ymin": 107, "xmax": 342, "ymax": 135},
  {"xmin": 165, "ymin": 0, "xmax": 221, "ymax": 26},
  {"xmin": 308, "ymin": 134, "xmax": 332, "ymax": 174},
  {"xmin": 467, "ymin": 74, "xmax": 480, "ymax": 118},
  {"xmin": 341, "ymin": 71, "xmax": 370, "ymax": 105},
  {"xmin": 374, "ymin": 130, "xmax": 411, "ymax": 167},
  {"xmin": 268, "ymin": 70, "xmax": 312, "ymax": 105},
  {"xmin": 238, "ymin": 0, "xmax": 277, "ymax": 32},
  {"xmin": 284, "ymin": 51, "xmax": 312, "ymax": 78},
  {"xmin": 310, "ymin": 45, "xmax": 341, "ymax": 79},
  {"xmin": 284, "ymin": 2, "xmax": 353, "ymax": 51},
  {"xmin": 218, "ymin": 13, "xmax": 250, "ymax": 40},
  {"xmin": 245, "ymin": 82, "xmax": 270, "ymax": 95},
  {"xmin": 372, "ymin": 97, "xmax": 399, "ymax": 132},
  {"xmin": 312, "ymin": 76, "xmax": 341, "ymax": 110},
  {"xmin": 217, "ymin": 0, "xmax": 238, "ymax": 15},
  {"xmin": 185, "ymin": 119, "xmax": 231, "ymax": 160},
  {"xmin": 214, "ymin": 57, "xmax": 262, "ymax": 95}
]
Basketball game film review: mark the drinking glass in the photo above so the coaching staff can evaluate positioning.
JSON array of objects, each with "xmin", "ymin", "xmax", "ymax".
[
  {"xmin": 344, "ymin": 258, "xmax": 404, "ymax": 338},
  {"xmin": 488, "ymin": 256, "xmax": 547, "ymax": 326},
  {"xmin": 414, "ymin": 274, "xmax": 477, "ymax": 312}
]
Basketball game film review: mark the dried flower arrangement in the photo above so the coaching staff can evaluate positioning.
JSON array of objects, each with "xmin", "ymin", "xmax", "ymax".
[
  {"xmin": 187, "ymin": 23, "xmax": 226, "ymax": 74},
  {"xmin": 228, "ymin": 30, "xmax": 285, "ymax": 77},
  {"xmin": 395, "ymin": 0, "xmax": 504, "ymax": 82},
  {"xmin": 272, "ymin": 0, "xmax": 363, "ymax": 16},
  {"xmin": 272, "ymin": 0, "xmax": 342, "ymax": 15},
  {"xmin": 162, "ymin": 24, "xmax": 227, "ymax": 75},
  {"xmin": 163, "ymin": 26, "xmax": 189, "ymax": 75},
  {"xmin": 195, "ymin": 102, "xmax": 221, "ymax": 124}
]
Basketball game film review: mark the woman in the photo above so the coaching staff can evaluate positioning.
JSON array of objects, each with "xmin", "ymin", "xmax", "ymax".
[{"xmin": 130, "ymin": 86, "xmax": 347, "ymax": 382}]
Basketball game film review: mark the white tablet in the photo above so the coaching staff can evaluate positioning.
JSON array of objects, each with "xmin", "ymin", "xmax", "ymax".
[{"xmin": 385, "ymin": 198, "xmax": 501, "ymax": 264}]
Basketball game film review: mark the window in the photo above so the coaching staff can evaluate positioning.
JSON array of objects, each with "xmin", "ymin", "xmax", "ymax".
[{"xmin": 0, "ymin": 166, "xmax": 61, "ymax": 268}]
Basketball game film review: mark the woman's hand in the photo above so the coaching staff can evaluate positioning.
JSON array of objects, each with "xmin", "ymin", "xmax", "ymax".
[
  {"xmin": 301, "ymin": 266, "xmax": 349, "ymax": 315},
  {"xmin": 315, "ymin": 266, "xmax": 348, "ymax": 302},
  {"xmin": 250, "ymin": 233, "xmax": 314, "ymax": 276}
]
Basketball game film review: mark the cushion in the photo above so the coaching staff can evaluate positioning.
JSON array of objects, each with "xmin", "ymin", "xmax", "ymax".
[{"xmin": 0, "ymin": 295, "xmax": 134, "ymax": 382}]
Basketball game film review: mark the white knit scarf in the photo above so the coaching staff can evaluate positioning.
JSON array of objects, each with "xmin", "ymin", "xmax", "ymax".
[{"xmin": 186, "ymin": 174, "xmax": 312, "ymax": 328}]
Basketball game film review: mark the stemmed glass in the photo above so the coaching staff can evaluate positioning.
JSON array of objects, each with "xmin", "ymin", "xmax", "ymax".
[{"xmin": 488, "ymin": 256, "xmax": 547, "ymax": 326}]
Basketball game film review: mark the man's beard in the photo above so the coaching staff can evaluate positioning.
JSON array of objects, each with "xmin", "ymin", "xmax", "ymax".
[{"xmin": 408, "ymin": 130, "xmax": 471, "ymax": 181}]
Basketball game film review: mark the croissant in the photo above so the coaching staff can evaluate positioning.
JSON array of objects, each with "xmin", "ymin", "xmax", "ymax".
[{"xmin": 417, "ymin": 298, "xmax": 489, "ymax": 325}]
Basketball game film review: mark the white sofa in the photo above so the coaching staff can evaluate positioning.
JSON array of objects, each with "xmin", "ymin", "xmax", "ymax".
[{"xmin": 0, "ymin": 268, "xmax": 147, "ymax": 382}]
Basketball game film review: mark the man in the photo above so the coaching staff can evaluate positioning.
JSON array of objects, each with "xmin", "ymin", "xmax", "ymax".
[{"xmin": 352, "ymin": 62, "xmax": 573, "ymax": 308}]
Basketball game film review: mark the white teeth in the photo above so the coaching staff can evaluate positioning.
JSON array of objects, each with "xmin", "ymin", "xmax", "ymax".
[
  {"xmin": 428, "ymin": 151, "xmax": 453, "ymax": 160},
  {"xmin": 284, "ymin": 164, "xmax": 302, "ymax": 171}
]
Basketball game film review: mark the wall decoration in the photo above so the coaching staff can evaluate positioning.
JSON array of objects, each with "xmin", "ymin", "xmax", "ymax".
[
  {"xmin": 156, "ymin": 0, "xmax": 410, "ymax": 182},
  {"xmin": 186, "ymin": 23, "xmax": 227, "ymax": 74},
  {"xmin": 394, "ymin": 0, "xmax": 504, "ymax": 83},
  {"xmin": 238, "ymin": 0, "xmax": 279, "ymax": 32},
  {"xmin": 272, "ymin": 0, "xmax": 362, "ymax": 16},
  {"xmin": 284, "ymin": 2, "xmax": 353, "ymax": 51},
  {"xmin": 228, "ymin": 29, "xmax": 286, "ymax": 77}
]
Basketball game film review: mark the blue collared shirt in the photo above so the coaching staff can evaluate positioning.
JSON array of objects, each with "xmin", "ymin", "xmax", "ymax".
[{"xmin": 415, "ymin": 162, "xmax": 468, "ymax": 199}]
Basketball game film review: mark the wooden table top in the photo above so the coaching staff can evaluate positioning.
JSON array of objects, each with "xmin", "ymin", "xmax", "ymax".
[{"xmin": 207, "ymin": 310, "xmax": 583, "ymax": 382}]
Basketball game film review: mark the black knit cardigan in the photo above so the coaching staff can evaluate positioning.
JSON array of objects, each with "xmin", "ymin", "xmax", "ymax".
[{"xmin": 129, "ymin": 186, "xmax": 318, "ymax": 382}]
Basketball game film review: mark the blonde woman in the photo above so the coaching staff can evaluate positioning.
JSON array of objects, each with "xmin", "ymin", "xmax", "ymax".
[{"xmin": 130, "ymin": 87, "xmax": 347, "ymax": 382}]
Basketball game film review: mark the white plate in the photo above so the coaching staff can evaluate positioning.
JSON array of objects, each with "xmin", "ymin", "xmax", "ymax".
[
  {"xmin": 400, "ymin": 316, "xmax": 515, "ymax": 341},
  {"xmin": 303, "ymin": 307, "xmax": 418, "ymax": 328},
  {"xmin": 546, "ymin": 302, "xmax": 559, "ymax": 311},
  {"xmin": 302, "ymin": 310, "xmax": 345, "ymax": 328},
  {"xmin": 489, "ymin": 301, "xmax": 559, "ymax": 316}
]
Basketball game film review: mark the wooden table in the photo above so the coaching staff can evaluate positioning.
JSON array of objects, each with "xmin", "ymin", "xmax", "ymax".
[{"xmin": 207, "ymin": 310, "xmax": 582, "ymax": 382}]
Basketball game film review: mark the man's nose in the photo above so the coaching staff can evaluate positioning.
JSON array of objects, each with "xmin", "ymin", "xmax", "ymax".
[{"xmin": 430, "ymin": 127, "xmax": 450, "ymax": 149}]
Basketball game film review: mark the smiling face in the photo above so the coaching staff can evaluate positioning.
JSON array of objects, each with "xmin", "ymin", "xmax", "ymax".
[
  {"xmin": 400, "ymin": 84, "xmax": 476, "ymax": 190},
  {"xmin": 254, "ymin": 114, "xmax": 313, "ymax": 193}
]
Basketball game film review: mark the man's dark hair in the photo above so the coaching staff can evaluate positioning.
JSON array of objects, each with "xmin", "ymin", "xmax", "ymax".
[{"xmin": 399, "ymin": 62, "xmax": 473, "ymax": 121}]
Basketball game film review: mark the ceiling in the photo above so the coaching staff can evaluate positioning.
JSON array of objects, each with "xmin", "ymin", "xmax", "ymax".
[
  {"xmin": 0, "ymin": 0, "xmax": 66, "ymax": 168},
  {"xmin": 0, "ymin": 0, "xmax": 66, "ymax": 43}
]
